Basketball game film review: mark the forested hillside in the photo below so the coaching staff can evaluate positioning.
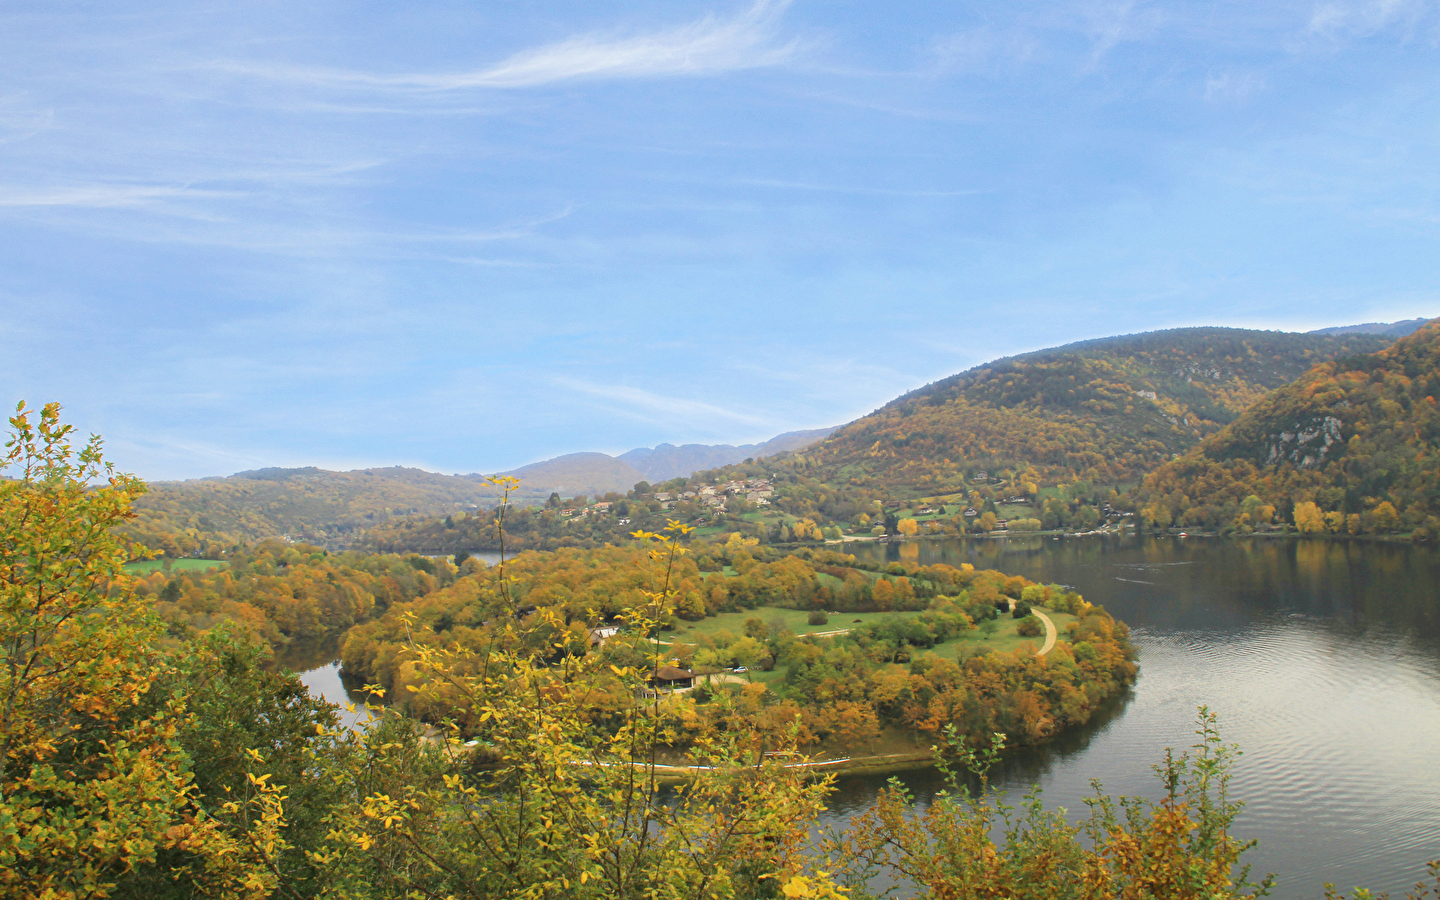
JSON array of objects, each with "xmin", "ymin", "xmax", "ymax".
[
  {"xmin": 293, "ymin": 328, "xmax": 1404, "ymax": 554},
  {"xmin": 125, "ymin": 428, "xmax": 843, "ymax": 558},
  {"xmin": 1140, "ymin": 320, "xmax": 1440, "ymax": 536},
  {"xmin": 792, "ymin": 328, "xmax": 1389, "ymax": 497},
  {"xmin": 125, "ymin": 466, "xmax": 543, "ymax": 554},
  {"xmin": 136, "ymin": 540, "xmax": 465, "ymax": 653}
]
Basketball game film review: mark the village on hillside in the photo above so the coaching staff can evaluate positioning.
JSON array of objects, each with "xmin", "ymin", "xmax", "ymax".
[{"xmin": 558, "ymin": 477, "xmax": 775, "ymax": 524}]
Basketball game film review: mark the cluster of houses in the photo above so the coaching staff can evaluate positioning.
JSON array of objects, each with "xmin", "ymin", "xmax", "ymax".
[
  {"xmin": 557, "ymin": 501, "xmax": 633, "ymax": 526},
  {"xmin": 650, "ymin": 478, "xmax": 775, "ymax": 511},
  {"xmin": 552, "ymin": 478, "xmax": 777, "ymax": 527}
]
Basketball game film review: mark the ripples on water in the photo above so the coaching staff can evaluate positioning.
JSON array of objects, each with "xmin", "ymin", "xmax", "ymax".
[{"xmin": 836, "ymin": 536, "xmax": 1440, "ymax": 898}]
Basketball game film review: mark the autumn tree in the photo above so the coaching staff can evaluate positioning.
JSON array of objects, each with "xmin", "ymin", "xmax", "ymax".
[
  {"xmin": 1293, "ymin": 501, "xmax": 1328, "ymax": 534},
  {"xmin": 0, "ymin": 403, "xmax": 286, "ymax": 899}
]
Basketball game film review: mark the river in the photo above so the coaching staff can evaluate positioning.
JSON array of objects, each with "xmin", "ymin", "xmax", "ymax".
[{"xmin": 296, "ymin": 537, "xmax": 1440, "ymax": 897}]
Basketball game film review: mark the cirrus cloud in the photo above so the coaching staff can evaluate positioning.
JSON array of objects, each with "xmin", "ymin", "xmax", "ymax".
[{"xmin": 208, "ymin": 0, "xmax": 802, "ymax": 93}]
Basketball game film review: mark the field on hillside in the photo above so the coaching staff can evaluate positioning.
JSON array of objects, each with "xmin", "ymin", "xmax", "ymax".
[
  {"xmin": 923, "ymin": 607, "xmax": 1076, "ymax": 657},
  {"xmin": 659, "ymin": 604, "xmax": 1074, "ymax": 661},
  {"xmin": 124, "ymin": 558, "xmax": 229, "ymax": 574},
  {"xmin": 659, "ymin": 606, "xmax": 917, "ymax": 643}
]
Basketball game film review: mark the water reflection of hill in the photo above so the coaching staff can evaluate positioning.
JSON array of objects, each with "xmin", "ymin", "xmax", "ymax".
[{"xmin": 849, "ymin": 535, "xmax": 1440, "ymax": 642}]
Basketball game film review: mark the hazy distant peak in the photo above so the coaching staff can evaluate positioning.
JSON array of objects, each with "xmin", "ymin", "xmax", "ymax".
[
  {"xmin": 1309, "ymin": 317, "xmax": 1435, "ymax": 338},
  {"xmin": 496, "ymin": 427, "xmax": 841, "ymax": 493},
  {"xmin": 233, "ymin": 466, "xmax": 324, "ymax": 481},
  {"xmin": 502, "ymin": 452, "xmax": 646, "ymax": 496},
  {"xmin": 618, "ymin": 427, "xmax": 837, "ymax": 482}
]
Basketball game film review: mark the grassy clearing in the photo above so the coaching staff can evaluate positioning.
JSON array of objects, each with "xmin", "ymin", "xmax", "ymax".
[
  {"xmin": 925, "ymin": 616, "xmax": 1037, "ymax": 657},
  {"xmin": 745, "ymin": 668, "xmax": 787, "ymax": 689},
  {"xmin": 922, "ymin": 607, "xmax": 1076, "ymax": 659},
  {"xmin": 123, "ymin": 558, "xmax": 229, "ymax": 574},
  {"xmin": 659, "ymin": 606, "xmax": 924, "ymax": 643},
  {"xmin": 996, "ymin": 503, "xmax": 1038, "ymax": 518}
]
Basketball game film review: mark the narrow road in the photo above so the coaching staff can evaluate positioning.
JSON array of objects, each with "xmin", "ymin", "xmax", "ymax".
[
  {"xmin": 1007, "ymin": 599, "xmax": 1058, "ymax": 657},
  {"xmin": 1032, "ymin": 608, "xmax": 1057, "ymax": 656}
]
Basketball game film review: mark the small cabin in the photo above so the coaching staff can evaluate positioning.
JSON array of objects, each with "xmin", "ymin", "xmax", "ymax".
[{"xmin": 651, "ymin": 665, "xmax": 694, "ymax": 690}]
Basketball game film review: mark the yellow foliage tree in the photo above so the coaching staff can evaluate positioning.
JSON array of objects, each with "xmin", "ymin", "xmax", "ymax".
[
  {"xmin": 1371, "ymin": 500, "xmax": 1401, "ymax": 533},
  {"xmin": 0, "ymin": 403, "xmax": 285, "ymax": 899},
  {"xmin": 1293, "ymin": 501, "xmax": 1327, "ymax": 534}
]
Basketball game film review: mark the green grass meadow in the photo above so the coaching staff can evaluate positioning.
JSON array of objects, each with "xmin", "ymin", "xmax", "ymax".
[
  {"xmin": 660, "ymin": 604, "xmax": 1073, "ymax": 661},
  {"xmin": 659, "ymin": 606, "xmax": 921, "ymax": 643},
  {"xmin": 123, "ymin": 558, "xmax": 229, "ymax": 575}
]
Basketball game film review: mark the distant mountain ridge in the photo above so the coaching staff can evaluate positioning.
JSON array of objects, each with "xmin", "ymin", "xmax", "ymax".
[
  {"xmin": 1308, "ymin": 317, "xmax": 1433, "ymax": 338},
  {"xmin": 502, "ymin": 452, "xmax": 645, "ymax": 497},
  {"xmin": 617, "ymin": 428, "xmax": 837, "ymax": 481},
  {"xmin": 501, "ymin": 427, "xmax": 836, "ymax": 495}
]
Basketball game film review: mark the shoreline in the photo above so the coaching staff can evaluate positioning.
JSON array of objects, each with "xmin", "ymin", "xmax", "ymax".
[
  {"xmin": 644, "ymin": 750, "xmax": 939, "ymax": 784},
  {"xmin": 808, "ymin": 527, "xmax": 1427, "ymax": 548}
]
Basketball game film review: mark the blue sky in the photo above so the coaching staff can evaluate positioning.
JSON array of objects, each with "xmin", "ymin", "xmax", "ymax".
[{"xmin": 3, "ymin": 0, "xmax": 1438, "ymax": 480}]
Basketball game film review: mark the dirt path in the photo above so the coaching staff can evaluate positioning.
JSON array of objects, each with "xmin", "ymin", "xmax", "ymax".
[
  {"xmin": 1006, "ymin": 599, "xmax": 1058, "ymax": 657},
  {"xmin": 1032, "ymin": 608, "xmax": 1057, "ymax": 656}
]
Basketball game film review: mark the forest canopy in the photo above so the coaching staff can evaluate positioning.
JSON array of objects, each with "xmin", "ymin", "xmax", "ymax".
[{"xmin": 1140, "ymin": 320, "xmax": 1440, "ymax": 537}]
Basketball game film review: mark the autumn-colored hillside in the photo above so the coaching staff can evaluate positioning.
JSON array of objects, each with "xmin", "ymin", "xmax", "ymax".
[
  {"xmin": 1139, "ymin": 319, "xmax": 1440, "ymax": 536},
  {"xmin": 747, "ymin": 328, "xmax": 1389, "ymax": 499},
  {"xmin": 125, "ymin": 466, "xmax": 548, "ymax": 555}
]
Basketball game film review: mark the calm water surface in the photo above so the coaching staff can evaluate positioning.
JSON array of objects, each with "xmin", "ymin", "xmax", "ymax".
[
  {"xmin": 296, "ymin": 537, "xmax": 1440, "ymax": 897},
  {"xmin": 838, "ymin": 535, "xmax": 1440, "ymax": 898}
]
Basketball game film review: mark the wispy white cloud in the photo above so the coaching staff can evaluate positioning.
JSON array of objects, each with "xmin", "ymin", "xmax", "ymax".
[
  {"xmin": 552, "ymin": 377, "xmax": 771, "ymax": 429},
  {"xmin": 929, "ymin": 25, "xmax": 1041, "ymax": 76},
  {"xmin": 738, "ymin": 178, "xmax": 989, "ymax": 197},
  {"xmin": 1076, "ymin": 0, "xmax": 1166, "ymax": 65},
  {"xmin": 0, "ymin": 183, "xmax": 239, "ymax": 209},
  {"xmin": 1305, "ymin": 0, "xmax": 1434, "ymax": 39},
  {"xmin": 382, "ymin": 207, "xmax": 576, "ymax": 244},
  {"xmin": 210, "ymin": 0, "xmax": 799, "ymax": 92},
  {"xmin": 0, "ymin": 96, "xmax": 54, "ymax": 146}
]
